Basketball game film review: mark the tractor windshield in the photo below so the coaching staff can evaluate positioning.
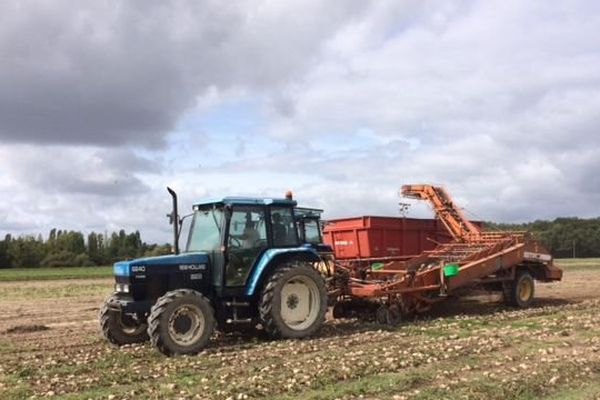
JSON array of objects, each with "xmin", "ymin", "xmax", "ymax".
[{"xmin": 186, "ymin": 207, "xmax": 224, "ymax": 252}]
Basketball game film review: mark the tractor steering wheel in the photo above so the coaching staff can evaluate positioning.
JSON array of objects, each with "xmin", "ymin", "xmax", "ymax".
[{"xmin": 229, "ymin": 237, "xmax": 243, "ymax": 248}]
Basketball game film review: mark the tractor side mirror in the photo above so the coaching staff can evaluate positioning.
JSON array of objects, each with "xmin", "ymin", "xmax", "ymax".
[{"xmin": 166, "ymin": 212, "xmax": 175, "ymax": 225}]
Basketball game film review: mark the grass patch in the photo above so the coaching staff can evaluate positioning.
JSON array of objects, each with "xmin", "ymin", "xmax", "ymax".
[
  {"xmin": 0, "ymin": 282, "xmax": 110, "ymax": 299},
  {"xmin": 546, "ymin": 380, "xmax": 600, "ymax": 399},
  {"xmin": 0, "ymin": 339, "xmax": 17, "ymax": 354},
  {"xmin": 508, "ymin": 320, "xmax": 542, "ymax": 330},
  {"xmin": 555, "ymin": 258, "xmax": 600, "ymax": 270},
  {"xmin": 0, "ymin": 266, "xmax": 112, "ymax": 281},
  {"xmin": 0, "ymin": 373, "xmax": 32, "ymax": 400},
  {"xmin": 274, "ymin": 370, "xmax": 432, "ymax": 400}
]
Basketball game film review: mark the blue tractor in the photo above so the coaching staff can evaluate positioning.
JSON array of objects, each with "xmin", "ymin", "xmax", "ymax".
[{"xmin": 99, "ymin": 188, "xmax": 331, "ymax": 355}]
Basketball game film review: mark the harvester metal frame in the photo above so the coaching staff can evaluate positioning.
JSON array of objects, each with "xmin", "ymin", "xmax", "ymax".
[{"xmin": 336, "ymin": 184, "xmax": 562, "ymax": 320}]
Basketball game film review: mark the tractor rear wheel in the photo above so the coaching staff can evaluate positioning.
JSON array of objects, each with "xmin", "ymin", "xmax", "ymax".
[
  {"xmin": 147, "ymin": 289, "xmax": 215, "ymax": 356},
  {"xmin": 99, "ymin": 294, "xmax": 149, "ymax": 345},
  {"xmin": 259, "ymin": 262, "xmax": 327, "ymax": 339},
  {"xmin": 504, "ymin": 271, "xmax": 535, "ymax": 308}
]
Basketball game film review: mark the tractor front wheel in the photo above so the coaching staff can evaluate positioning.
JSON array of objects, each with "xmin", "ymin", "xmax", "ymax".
[
  {"xmin": 259, "ymin": 262, "xmax": 327, "ymax": 339},
  {"xmin": 99, "ymin": 295, "xmax": 149, "ymax": 345},
  {"xmin": 147, "ymin": 289, "xmax": 215, "ymax": 356}
]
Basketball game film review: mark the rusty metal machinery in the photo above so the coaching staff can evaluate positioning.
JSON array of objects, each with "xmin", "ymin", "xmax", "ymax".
[{"xmin": 333, "ymin": 184, "xmax": 563, "ymax": 323}]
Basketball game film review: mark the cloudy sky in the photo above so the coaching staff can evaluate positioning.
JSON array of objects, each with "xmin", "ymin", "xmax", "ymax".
[{"xmin": 1, "ymin": 0, "xmax": 599, "ymax": 243}]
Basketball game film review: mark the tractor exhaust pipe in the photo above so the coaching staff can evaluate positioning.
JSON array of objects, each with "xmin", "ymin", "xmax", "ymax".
[{"xmin": 167, "ymin": 187, "xmax": 179, "ymax": 255}]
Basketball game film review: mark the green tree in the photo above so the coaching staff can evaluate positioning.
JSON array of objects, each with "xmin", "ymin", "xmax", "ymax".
[
  {"xmin": 0, "ymin": 234, "xmax": 11, "ymax": 268},
  {"xmin": 87, "ymin": 232, "xmax": 100, "ymax": 265}
]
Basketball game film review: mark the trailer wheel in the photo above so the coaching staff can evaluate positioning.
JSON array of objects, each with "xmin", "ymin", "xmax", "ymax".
[
  {"xmin": 376, "ymin": 305, "xmax": 388, "ymax": 324},
  {"xmin": 147, "ymin": 289, "xmax": 215, "ymax": 356},
  {"xmin": 387, "ymin": 304, "xmax": 402, "ymax": 325},
  {"xmin": 376, "ymin": 304, "xmax": 402, "ymax": 326},
  {"xmin": 504, "ymin": 271, "xmax": 535, "ymax": 308},
  {"xmin": 259, "ymin": 262, "xmax": 327, "ymax": 339},
  {"xmin": 99, "ymin": 294, "xmax": 148, "ymax": 345}
]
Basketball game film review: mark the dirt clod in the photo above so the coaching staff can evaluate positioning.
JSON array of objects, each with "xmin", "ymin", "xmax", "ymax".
[{"xmin": 4, "ymin": 324, "xmax": 50, "ymax": 334}]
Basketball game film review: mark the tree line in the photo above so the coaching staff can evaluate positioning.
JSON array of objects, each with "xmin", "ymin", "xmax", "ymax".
[
  {"xmin": 484, "ymin": 217, "xmax": 600, "ymax": 258},
  {"xmin": 1, "ymin": 217, "xmax": 598, "ymax": 268},
  {"xmin": 0, "ymin": 228, "xmax": 171, "ymax": 268}
]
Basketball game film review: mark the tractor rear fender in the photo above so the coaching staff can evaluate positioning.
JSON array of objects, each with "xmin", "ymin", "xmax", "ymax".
[{"xmin": 245, "ymin": 248, "xmax": 321, "ymax": 297}]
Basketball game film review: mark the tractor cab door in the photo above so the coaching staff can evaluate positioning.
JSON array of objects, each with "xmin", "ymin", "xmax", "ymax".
[
  {"xmin": 299, "ymin": 217, "xmax": 322, "ymax": 244},
  {"xmin": 298, "ymin": 216, "xmax": 333, "ymax": 254},
  {"xmin": 225, "ymin": 206, "xmax": 268, "ymax": 287},
  {"xmin": 269, "ymin": 206, "xmax": 300, "ymax": 247}
]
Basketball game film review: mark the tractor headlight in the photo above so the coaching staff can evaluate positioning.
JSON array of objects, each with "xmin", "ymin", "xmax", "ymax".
[{"xmin": 114, "ymin": 283, "xmax": 130, "ymax": 293}]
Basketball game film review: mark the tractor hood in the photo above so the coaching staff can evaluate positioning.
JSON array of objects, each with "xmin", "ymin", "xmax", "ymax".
[{"xmin": 113, "ymin": 252, "xmax": 210, "ymax": 277}]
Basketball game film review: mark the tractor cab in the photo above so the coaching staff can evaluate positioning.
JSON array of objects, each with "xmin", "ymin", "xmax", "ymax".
[
  {"xmin": 186, "ymin": 196, "xmax": 306, "ymax": 295},
  {"xmin": 294, "ymin": 207, "xmax": 332, "ymax": 253}
]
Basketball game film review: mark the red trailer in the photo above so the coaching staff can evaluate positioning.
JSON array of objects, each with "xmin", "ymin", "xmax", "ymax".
[
  {"xmin": 323, "ymin": 216, "xmax": 483, "ymax": 274},
  {"xmin": 323, "ymin": 216, "xmax": 453, "ymax": 260}
]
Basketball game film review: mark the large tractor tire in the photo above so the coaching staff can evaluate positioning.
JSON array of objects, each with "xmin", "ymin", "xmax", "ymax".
[
  {"xmin": 147, "ymin": 289, "xmax": 215, "ymax": 356},
  {"xmin": 503, "ymin": 271, "xmax": 535, "ymax": 308},
  {"xmin": 259, "ymin": 262, "xmax": 327, "ymax": 339},
  {"xmin": 99, "ymin": 294, "xmax": 149, "ymax": 345}
]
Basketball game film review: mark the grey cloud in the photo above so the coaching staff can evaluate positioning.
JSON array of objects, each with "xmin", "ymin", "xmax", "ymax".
[
  {"xmin": 0, "ymin": 145, "xmax": 153, "ymax": 196},
  {"xmin": 0, "ymin": 0, "xmax": 367, "ymax": 147}
]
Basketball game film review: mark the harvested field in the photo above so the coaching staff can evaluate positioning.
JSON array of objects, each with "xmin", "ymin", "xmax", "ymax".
[{"xmin": 1, "ymin": 261, "xmax": 599, "ymax": 400}]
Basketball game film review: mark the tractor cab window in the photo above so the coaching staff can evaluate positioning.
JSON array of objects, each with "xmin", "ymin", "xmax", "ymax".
[
  {"xmin": 301, "ymin": 219, "xmax": 322, "ymax": 244},
  {"xmin": 186, "ymin": 207, "xmax": 224, "ymax": 252},
  {"xmin": 270, "ymin": 207, "xmax": 298, "ymax": 247},
  {"xmin": 226, "ymin": 207, "xmax": 267, "ymax": 286}
]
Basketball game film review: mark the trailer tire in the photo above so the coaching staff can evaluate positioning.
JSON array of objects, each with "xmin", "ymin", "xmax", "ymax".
[
  {"xmin": 387, "ymin": 304, "xmax": 402, "ymax": 326},
  {"xmin": 147, "ymin": 289, "xmax": 215, "ymax": 356},
  {"xmin": 259, "ymin": 262, "xmax": 327, "ymax": 339},
  {"xmin": 376, "ymin": 304, "xmax": 402, "ymax": 326},
  {"xmin": 504, "ymin": 271, "xmax": 535, "ymax": 308},
  {"xmin": 376, "ymin": 305, "xmax": 388, "ymax": 325},
  {"xmin": 99, "ymin": 294, "xmax": 149, "ymax": 345}
]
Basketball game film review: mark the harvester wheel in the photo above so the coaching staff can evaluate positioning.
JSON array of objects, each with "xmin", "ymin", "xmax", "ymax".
[
  {"xmin": 376, "ymin": 305, "xmax": 389, "ymax": 325},
  {"xmin": 259, "ymin": 262, "xmax": 327, "ymax": 339},
  {"xmin": 376, "ymin": 304, "xmax": 402, "ymax": 326},
  {"xmin": 147, "ymin": 289, "xmax": 215, "ymax": 356},
  {"xmin": 387, "ymin": 304, "xmax": 402, "ymax": 326},
  {"xmin": 99, "ymin": 294, "xmax": 149, "ymax": 345},
  {"xmin": 504, "ymin": 271, "xmax": 535, "ymax": 308}
]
